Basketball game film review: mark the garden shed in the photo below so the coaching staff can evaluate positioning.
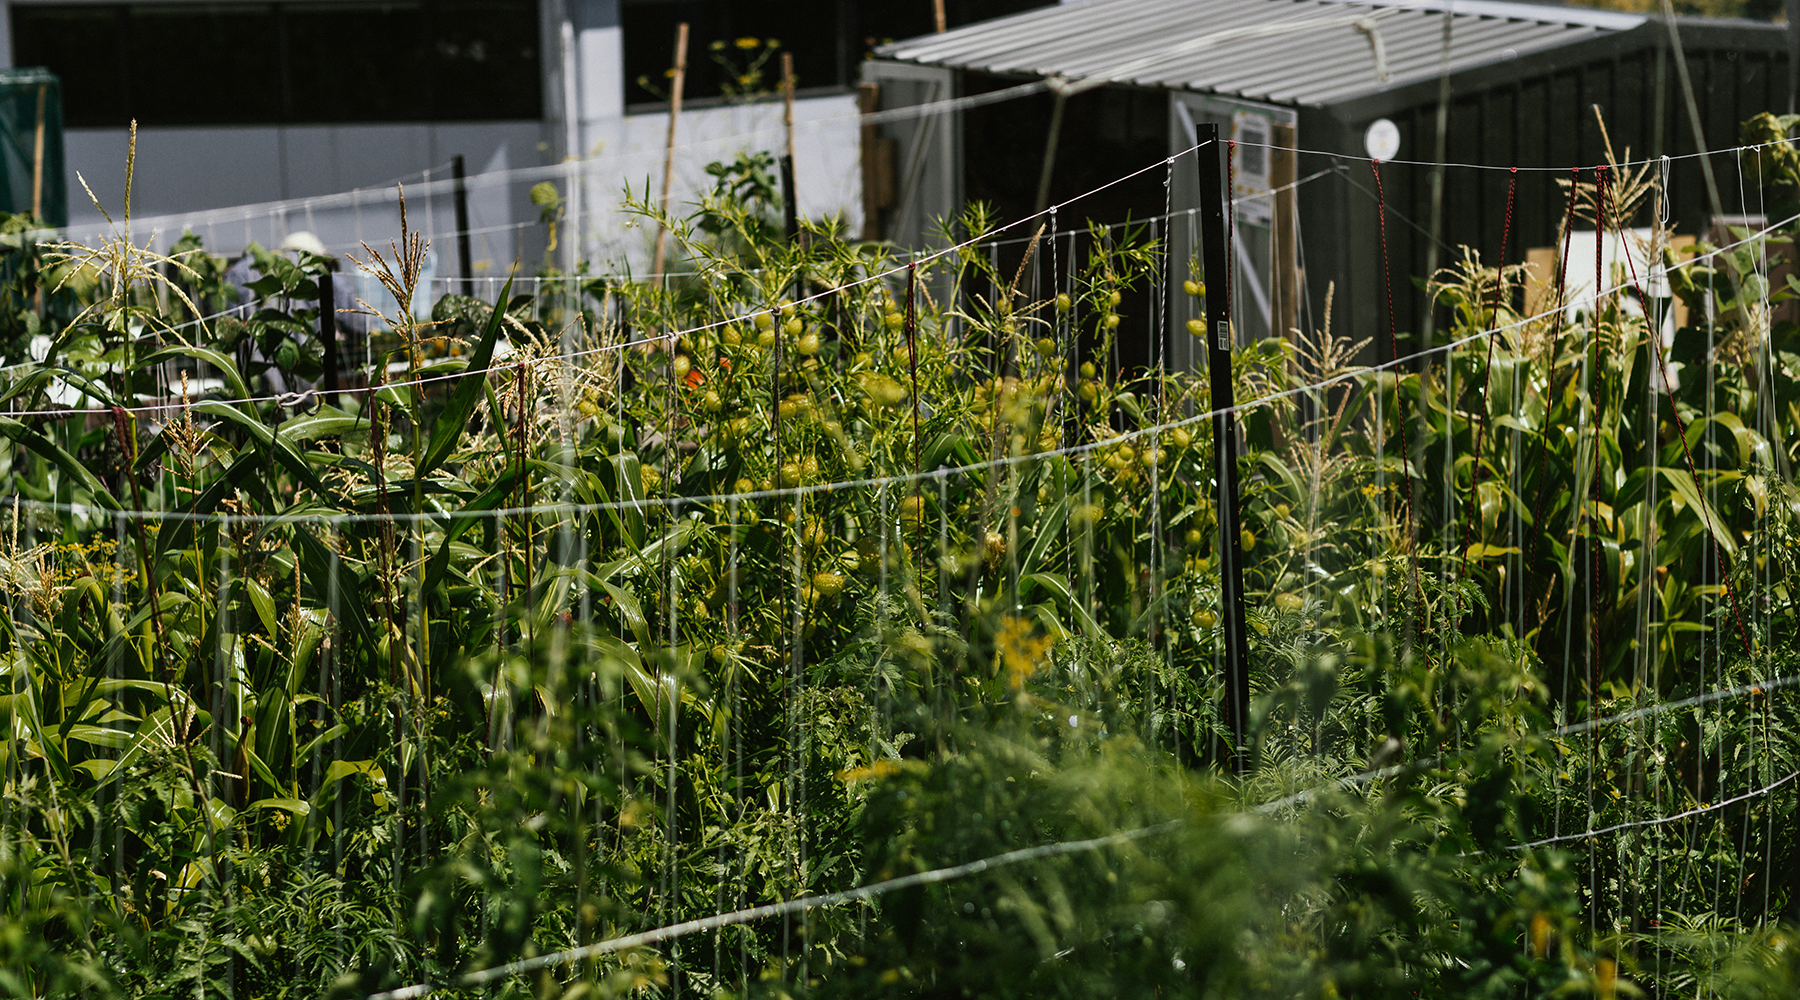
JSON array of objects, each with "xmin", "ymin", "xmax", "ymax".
[{"xmin": 863, "ymin": 0, "xmax": 1792, "ymax": 368}]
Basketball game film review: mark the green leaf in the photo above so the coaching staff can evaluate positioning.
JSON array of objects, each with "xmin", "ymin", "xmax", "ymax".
[
  {"xmin": 1019, "ymin": 572, "xmax": 1102, "ymax": 640},
  {"xmin": 140, "ymin": 344, "xmax": 253, "ymax": 402},
  {"xmin": 294, "ymin": 724, "xmax": 349, "ymax": 766},
  {"xmin": 277, "ymin": 407, "xmax": 365, "ymax": 443},
  {"xmin": 1657, "ymin": 466, "xmax": 1738, "ymax": 557},
  {"xmin": 191, "ymin": 400, "xmax": 328, "ymax": 496},
  {"xmin": 318, "ymin": 759, "xmax": 389, "ymax": 811},
  {"xmin": 241, "ymin": 745, "xmax": 283, "ymax": 794},
  {"xmin": 245, "ymin": 578, "xmax": 278, "ymax": 637},
  {"xmin": 245, "ymin": 797, "xmax": 311, "ymax": 816},
  {"xmin": 154, "ymin": 451, "xmax": 266, "ymax": 565},
  {"xmin": 1018, "ymin": 495, "xmax": 1068, "ymax": 578},
  {"xmin": 420, "ymin": 465, "xmax": 525, "ymax": 598},
  {"xmin": 420, "ymin": 275, "xmax": 514, "ymax": 479},
  {"xmin": 44, "ymin": 366, "xmax": 122, "ymax": 409},
  {"xmin": 293, "ymin": 527, "xmax": 376, "ymax": 657},
  {"xmin": 601, "ymin": 582, "xmax": 650, "ymax": 647},
  {"xmin": 0, "ymin": 418, "xmax": 121, "ymax": 510}
]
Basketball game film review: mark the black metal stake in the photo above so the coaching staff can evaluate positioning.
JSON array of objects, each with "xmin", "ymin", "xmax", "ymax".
[
  {"xmin": 1196, "ymin": 123, "xmax": 1252, "ymax": 772},
  {"xmin": 452, "ymin": 154, "xmax": 474, "ymax": 298},
  {"xmin": 779, "ymin": 154, "xmax": 800, "ymax": 242},
  {"xmin": 318, "ymin": 270, "xmax": 342, "ymax": 409}
]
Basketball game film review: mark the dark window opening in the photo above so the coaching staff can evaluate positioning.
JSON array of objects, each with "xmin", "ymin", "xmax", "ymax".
[
  {"xmin": 13, "ymin": 0, "xmax": 541, "ymax": 128},
  {"xmin": 621, "ymin": 0, "xmax": 1052, "ymax": 108},
  {"xmin": 960, "ymin": 73, "xmax": 1168, "ymax": 375}
]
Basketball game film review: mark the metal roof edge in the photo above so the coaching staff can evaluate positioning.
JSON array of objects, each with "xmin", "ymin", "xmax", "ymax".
[
  {"xmin": 1318, "ymin": 20, "xmax": 1654, "ymax": 123},
  {"xmin": 1667, "ymin": 13, "xmax": 1788, "ymax": 35},
  {"xmin": 1296, "ymin": 0, "xmax": 1644, "ymax": 31},
  {"xmin": 0, "ymin": 66, "xmax": 60, "ymax": 86},
  {"xmin": 873, "ymin": 0, "xmax": 1127, "ymax": 60}
]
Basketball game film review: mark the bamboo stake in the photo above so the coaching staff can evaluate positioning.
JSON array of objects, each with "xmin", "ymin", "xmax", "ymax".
[
  {"xmin": 782, "ymin": 52, "xmax": 797, "ymax": 166},
  {"xmin": 933, "ymin": 0, "xmax": 947, "ymax": 32},
  {"xmin": 31, "ymin": 84, "xmax": 46, "ymax": 220},
  {"xmin": 857, "ymin": 83, "xmax": 883, "ymax": 241},
  {"xmin": 779, "ymin": 53, "xmax": 802, "ymax": 244},
  {"xmin": 651, "ymin": 22, "xmax": 690, "ymax": 283}
]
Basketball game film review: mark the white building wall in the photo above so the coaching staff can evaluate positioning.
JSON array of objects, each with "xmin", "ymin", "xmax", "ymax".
[
  {"xmin": 37, "ymin": 0, "xmax": 862, "ymax": 280},
  {"xmin": 61, "ymin": 122, "xmax": 544, "ymax": 278},
  {"xmin": 575, "ymin": 94, "xmax": 865, "ymax": 272}
]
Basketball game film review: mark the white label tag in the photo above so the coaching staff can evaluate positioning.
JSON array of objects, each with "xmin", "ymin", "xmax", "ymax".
[{"xmin": 1215, "ymin": 321, "xmax": 1230, "ymax": 351}]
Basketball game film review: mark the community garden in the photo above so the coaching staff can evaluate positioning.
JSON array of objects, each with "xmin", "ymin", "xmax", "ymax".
[{"xmin": 0, "ymin": 115, "xmax": 1797, "ymax": 998}]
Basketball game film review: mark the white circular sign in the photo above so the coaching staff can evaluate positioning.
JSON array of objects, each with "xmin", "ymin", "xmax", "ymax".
[{"xmin": 1364, "ymin": 118, "xmax": 1401, "ymax": 161}]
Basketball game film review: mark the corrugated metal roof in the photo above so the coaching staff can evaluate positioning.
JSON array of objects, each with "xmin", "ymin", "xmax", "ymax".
[{"xmin": 875, "ymin": 0, "xmax": 1647, "ymax": 107}]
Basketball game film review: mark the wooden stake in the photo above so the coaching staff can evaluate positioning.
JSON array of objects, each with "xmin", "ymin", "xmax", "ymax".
[
  {"xmin": 651, "ymin": 22, "xmax": 689, "ymax": 282},
  {"xmin": 780, "ymin": 52, "xmax": 801, "ymax": 243},
  {"xmin": 782, "ymin": 52, "xmax": 797, "ymax": 165},
  {"xmin": 857, "ymin": 83, "xmax": 889, "ymax": 241},
  {"xmin": 1270, "ymin": 123, "xmax": 1299, "ymax": 346},
  {"xmin": 779, "ymin": 52, "xmax": 807, "ymax": 264},
  {"xmin": 933, "ymin": 0, "xmax": 947, "ymax": 32},
  {"xmin": 31, "ymin": 83, "xmax": 45, "ymax": 221}
]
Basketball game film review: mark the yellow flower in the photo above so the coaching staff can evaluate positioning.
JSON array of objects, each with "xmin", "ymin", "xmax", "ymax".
[
  {"xmin": 734, "ymin": 36, "xmax": 760, "ymax": 49},
  {"xmin": 994, "ymin": 615, "xmax": 1053, "ymax": 690},
  {"xmin": 835, "ymin": 759, "xmax": 902, "ymax": 783}
]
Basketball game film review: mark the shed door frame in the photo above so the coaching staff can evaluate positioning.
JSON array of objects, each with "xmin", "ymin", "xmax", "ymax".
[
  {"xmin": 1169, "ymin": 92, "xmax": 1299, "ymax": 371},
  {"xmin": 860, "ymin": 59, "xmax": 961, "ymax": 251}
]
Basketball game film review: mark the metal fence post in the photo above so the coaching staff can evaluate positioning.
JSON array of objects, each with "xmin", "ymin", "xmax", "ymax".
[
  {"xmin": 319, "ymin": 269, "xmax": 342, "ymax": 408},
  {"xmin": 1196, "ymin": 122, "xmax": 1252, "ymax": 771},
  {"xmin": 452, "ymin": 154, "xmax": 474, "ymax": 298}
]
